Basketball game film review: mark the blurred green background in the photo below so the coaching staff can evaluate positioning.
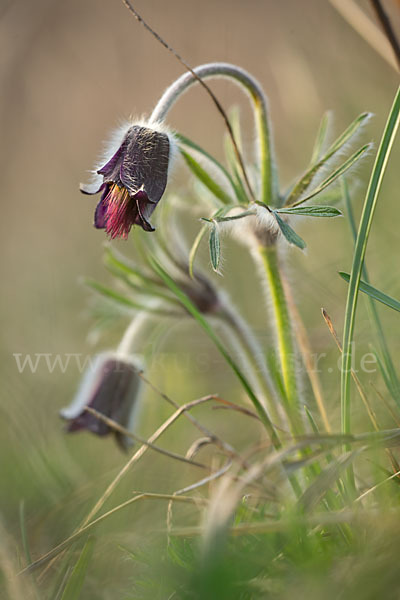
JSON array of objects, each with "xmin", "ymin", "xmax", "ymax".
[{"xmin": 1, "ymin": 0, "xmax": 399, "ymax": 597}]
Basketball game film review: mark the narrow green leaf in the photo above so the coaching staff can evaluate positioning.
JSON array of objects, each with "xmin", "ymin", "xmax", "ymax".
[
  {"xmin": 19, "ymin": 500, "xmax": 32, "ymax": 566},
  {"xmin": 341, "ymin": 87, "xmax": 400, "ymax": 445},
  {"xmin": 60, "ymin": 537, "xmax": 95, "ymax": 600},
  {"xmin": 298, "ymin": 450, "xmax": 363, "ymax": 512},
  {"xmin": 177, "ymin": 133, "xmax": 248, "ymax": 206},
  {"xmin": 273, "ymin": 212, "xmax": 306, "ymax": 250},
  {"xmin": 310, "ymin": 111, "xmax": 330, "ymax": 165},
  {"xmin": 188, "ymin": 225, "xmax": 208, "ymax": 279},
  {"xmin": 176, "ymin": 133, "xmax": 234, "ymax": 187},
  {"xmin": 180, "ymin": 149, "xmax": 232, "ymax": 205},
  {"xmin": 339, "ymin": 272, "xmax": 400, "ymax": 313},
  {"xmin": 214, "ymin": 210, "xmax": 256, "ymax": 222},
  {"xmin": 104, "ymin": 248, "xmax": 179, "ymax": 306},
  {"xmin": 104, "ymin": 248, "xmax": 149, "ymax": 283},
  {"xmin": 209, "ymin": 221, "xmax": 221, "ymax": 272},
  {"xmin": 290, "ymin": 144, "xmax": 370, "ymax": 207},
  {"xmin": 305, "ymin": 407, "xmax": 320, "ymax": 434},
  {"xmin": 84, "ymin": 279, "xmax": 143, "ymax": 310},
  {"xmin": 276, "ymin": 205, "xmax": 342, "ymax": 218},
  {"xmin": 285, "ymin": 112, "xmax": 371, "ymax": 205},
  {"xmin": 224, "ymin": 109, "xmax": 251, "ymax": 204},
  {"xmin": 84, "ymin": 279, "xmax": 169, "ymax": 315},
  {"xmin": 230, "ymin": 162, "xmax": 250, "ymax": 205},
  {"xmin": 329, "ymin": 112, "xmax": 371, "ymax": 154}
]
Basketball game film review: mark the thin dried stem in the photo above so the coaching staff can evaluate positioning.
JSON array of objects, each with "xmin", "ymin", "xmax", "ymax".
[
  {"xmin": 21, "ymin": 493, "xmax": 206, "ymax": 574},
  {"xmin": 283, "ymin": 273, "xmax": 331, "ymax": 432},
  {"xmin": 167, "ymin": 458, "xmax": 233, "ymax": 535},
  {"xmin": 169, "ymin": 508, "xmax": 389, "ymax": 537},
  {"xmin": 370, "ymin": 381, "xmax": 400, "ymax": 428},
  {"xmin": 38, "ymin": 393, "xmax": 241, "ymax": 581},
  {"xmin": 322, "ymin": 309, "xmax": 379, "ymax": 429},
  {"xmin": 321, "ymin": 309, "xmax": 400, "ymax": 475},
  {"xmin": 370, "ymin": 0, "xmax": 400, "ymax": 69},
  {"xmin": 354, "ymin": 468, "xmax": 400, "ymax": 504},
  {"xmin": 329, "ymin": 0, "xmax": 399, "ymax": 72},
  {"xmin": 84, "ymin": 407, "xmax": 209, "ymax": 470},
  {"xmin": 134, "ymin": 372, "xmax": 246, "ymax": 463},
  {"xmin": 82, "ymin": 394, "xmax": 232, "ymax": 527}
]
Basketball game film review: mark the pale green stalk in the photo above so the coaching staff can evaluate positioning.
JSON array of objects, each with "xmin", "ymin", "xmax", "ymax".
[{"xmin": 259, "ymin": 245, "xmax": 303, "ymax": 436}]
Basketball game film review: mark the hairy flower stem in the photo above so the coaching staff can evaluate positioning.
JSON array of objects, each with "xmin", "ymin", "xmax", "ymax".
[
  {"xmin": 150, "ymin": 62, "xmax": 278, "ymax": 206},
  {"xmin": 218, "ymin": 302, "xmax": 287, "ymax": 436},
  {"xmin": 258, "ymin": 245, "xmax": 304, "ymax": 436},
  {"xmin": 217, "ymin": 307, "xmax": 304, "ymax": 498},
  {"xmin": 117, "ymin": 301, "xmax": 161, "ymax": 355}
]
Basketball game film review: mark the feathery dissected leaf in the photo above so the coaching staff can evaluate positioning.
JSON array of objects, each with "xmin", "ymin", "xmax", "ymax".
[
  {"xmin": 289, "ymin": 144, "xmax": 371, "ymax": 207},
  {"xmin": 285, "ymin": 112, "xmax": 371, "ymax": 205},
  {"xmin": 310, "ymin": 111, "xmax": 331, "ymax": 165}
]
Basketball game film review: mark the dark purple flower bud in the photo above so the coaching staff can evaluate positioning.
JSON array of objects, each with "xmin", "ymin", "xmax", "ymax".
[
  {"xmin": 60, "ymin": 353, "xmax": 143, "ymax": 450},
  {"xmin": 180, "ymin": 270, "xmax": 221, "ymax": 314},
  {"xmin": 81, "ymin": 124, "xmax": 173, "ymax": 239}
]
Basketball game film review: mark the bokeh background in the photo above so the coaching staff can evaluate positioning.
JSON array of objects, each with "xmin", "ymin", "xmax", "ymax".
[{"xmin": 1, "ymin": 0, "xmax": 399, "ymax": 597}]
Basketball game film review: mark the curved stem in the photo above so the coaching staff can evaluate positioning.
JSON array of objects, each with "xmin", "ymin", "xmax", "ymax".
[
  {"xmin": 150, "ymin": 62, "xmax": 278, "ymax": 206},
  {"xmin": 117, "ymin": 302, "xmax": 161, "ymax": 355}
]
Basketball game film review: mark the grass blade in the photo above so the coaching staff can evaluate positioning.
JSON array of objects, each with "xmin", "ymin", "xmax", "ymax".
[
  {"xmin": 19, "ymin": 500, "xmax": 32, "ymax": 566},
  {"xmin": 342, "ymin": 176, "xmax": 400, "ymax": 405},
  {"xmin": 339, "ymin": 272, "xmax": 400, "ymax": 313},
  {"xmin": 60, "ymin": 537, "xmax": 94, "ymax": 600},
  {"xmin": 298, "ymin": 449, "xmax": 364, "ymax": 512},
  {"xmin": 341, "ymin": 86, "xmax": 400, "ymax": 442}
]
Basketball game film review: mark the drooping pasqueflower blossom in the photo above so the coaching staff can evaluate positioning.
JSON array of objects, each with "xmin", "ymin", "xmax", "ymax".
[
  {"xmin": 81, "ymin": 123, "xmax": 174, "ymax": 239},
  {"xmin": 60, "ymin": 353, "xmax": 143, "ymax": 450}
]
